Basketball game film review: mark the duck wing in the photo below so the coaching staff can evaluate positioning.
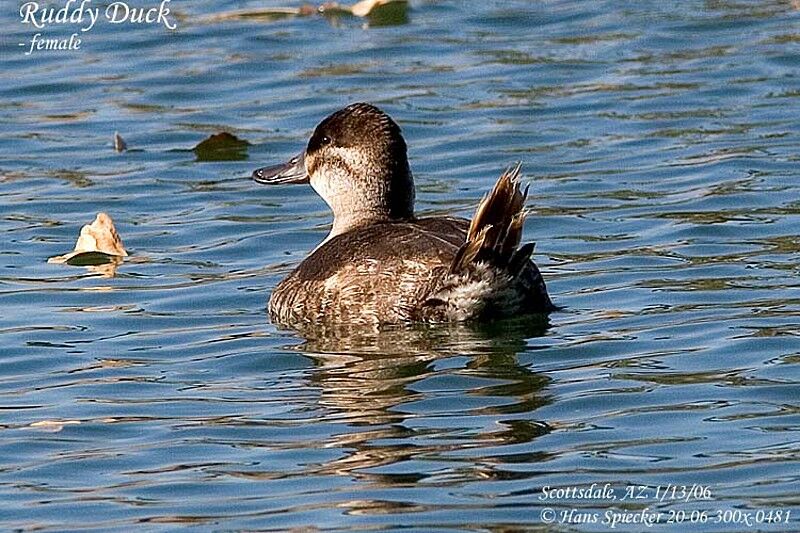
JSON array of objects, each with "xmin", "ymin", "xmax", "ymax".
[{"xmin": 269, "ymin": 219, "xmax": 466, "ymax": 327}]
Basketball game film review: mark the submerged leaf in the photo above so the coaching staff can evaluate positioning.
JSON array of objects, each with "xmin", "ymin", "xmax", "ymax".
[
  {"xmin": 64, "ymin": 251, "xmax": 121, "ymax": 266},
  {"xmin": 193, "ymin": 132, "xmax": 250, "ymax": 161}
]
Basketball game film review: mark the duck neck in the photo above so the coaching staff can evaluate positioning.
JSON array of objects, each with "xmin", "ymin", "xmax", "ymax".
[{"xmin": 316, "ymin": 168, "xmax": 416, "ymax": 240}]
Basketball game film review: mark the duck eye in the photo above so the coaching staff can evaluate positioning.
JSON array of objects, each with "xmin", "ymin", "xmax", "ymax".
[{"xmin": 321, "ymin": 135, "xmax": 332, "ymax": 145}]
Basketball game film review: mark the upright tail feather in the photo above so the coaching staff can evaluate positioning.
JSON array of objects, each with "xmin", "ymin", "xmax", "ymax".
[
  {"xmin": 423, "ymin": 164, "xmax": 553, "ymax": 321},
  {"xmin": 450, "ymin": 163, "xmax": 533, "ymax": 275}
]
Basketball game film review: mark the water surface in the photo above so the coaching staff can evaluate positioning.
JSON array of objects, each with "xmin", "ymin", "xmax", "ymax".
[{"xmin": 1, "ymin": 0, "xmax": 799, "ymax": 531}]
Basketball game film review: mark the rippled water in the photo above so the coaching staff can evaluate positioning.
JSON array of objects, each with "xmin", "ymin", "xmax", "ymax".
[{"xmin": 2, "ymin": 0, "xmax": 800, "ymax": 531}]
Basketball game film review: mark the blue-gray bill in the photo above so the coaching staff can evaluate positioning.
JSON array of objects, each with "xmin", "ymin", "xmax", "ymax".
[{"xmin": 252, "ymin": 152, "xmax": 309, "ymax": 184}]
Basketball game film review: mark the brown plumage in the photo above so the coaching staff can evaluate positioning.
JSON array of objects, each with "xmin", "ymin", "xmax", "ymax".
[
  {"xmin": 450, "ymin": 163, "xmax": 531, "ymax": 275},
  {"xmin": 253, "ymin": 103, "xmax": 555, "ymax": 329},
  {"xmin": 267, "ymin": 166, "xmax": 553, "ymax": 328},
  {"xmin": 420, "ymin": 164, "xmax": 550, "ymax": 322}
]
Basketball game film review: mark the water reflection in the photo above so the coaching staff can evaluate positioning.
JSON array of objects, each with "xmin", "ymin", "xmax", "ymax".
[{"xmin": 281, "ymin": 318, "xmax": 553, "ymax": 492}]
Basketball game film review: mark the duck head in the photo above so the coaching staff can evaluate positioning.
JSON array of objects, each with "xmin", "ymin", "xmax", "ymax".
[{"xmin": 253, "ymin": 103, "xmax": 415, "ymax": 239}]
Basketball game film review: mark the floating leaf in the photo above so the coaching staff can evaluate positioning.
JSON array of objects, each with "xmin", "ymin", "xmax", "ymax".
[
  {"xmin": 193, "ymin": 132, "xmax": 250, "ymax": 161},
  {"xmin": 30, "ymin": 420, "xmax": 81, "ymax": 432},
  {"xmin": 48, "ymin": 213, "xmax": 127, "ymax": 277},
  {"xmin": 64, "ymin": 251, "xmax": 121, "ymax": 267},
  {"xmin": 350, "ymin": 0, "xmax": 407, "ymax": 18},
  {"xmin": 114, "ymin": 131, "xmax": 127, "ymax": 152},
  {"xmin": 199, "ymin": 1, "xmax": 407, "ymax": 25}
]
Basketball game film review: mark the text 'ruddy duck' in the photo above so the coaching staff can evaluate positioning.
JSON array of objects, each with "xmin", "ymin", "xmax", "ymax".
[
  {"xmin": 19, "ymin": 0, "xmax": 177, "ymax": 33},
  {"xmin": 18, "ymin": 0, "xmax": 176, "ymax": 56}
]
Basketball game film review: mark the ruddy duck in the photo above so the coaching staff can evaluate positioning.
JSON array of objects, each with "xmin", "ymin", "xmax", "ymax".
[{"xmin": 253, "ymin": 103, "xmax": 554, "ymax": 327}]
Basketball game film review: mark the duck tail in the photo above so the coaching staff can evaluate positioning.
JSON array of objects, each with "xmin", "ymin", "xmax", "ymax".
[
  {"xmin": 423, "ymin": 164, "xmax": 553, "ymax": 321},
  {"xmin": 450, "ymin": 162, "xmax": 530, "ymax": 275}
]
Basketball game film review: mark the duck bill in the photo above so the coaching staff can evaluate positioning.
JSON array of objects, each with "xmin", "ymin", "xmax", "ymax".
[{"xmin": 252, "ymin": 152, "xmax": 309, "ymax": 184}]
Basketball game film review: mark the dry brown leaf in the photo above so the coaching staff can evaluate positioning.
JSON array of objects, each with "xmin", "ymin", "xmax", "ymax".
[
  {"xmin": 350, "ymin": 0, "xmax": 406, "ymax": 17},
  {"xmin": 48, "ymin": 212, "xmax": 128, "ymax": 266}
]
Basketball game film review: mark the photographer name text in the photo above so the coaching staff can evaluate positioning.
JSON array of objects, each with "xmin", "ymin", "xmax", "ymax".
[{"xmin": 537, "ymin": 484, "xmax": 793, "ymax": 529}]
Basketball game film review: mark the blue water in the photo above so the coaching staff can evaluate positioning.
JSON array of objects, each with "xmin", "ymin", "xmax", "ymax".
[{"xmin": 1, "ymin": 0, "xmax": 799, "ymax": 531}]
